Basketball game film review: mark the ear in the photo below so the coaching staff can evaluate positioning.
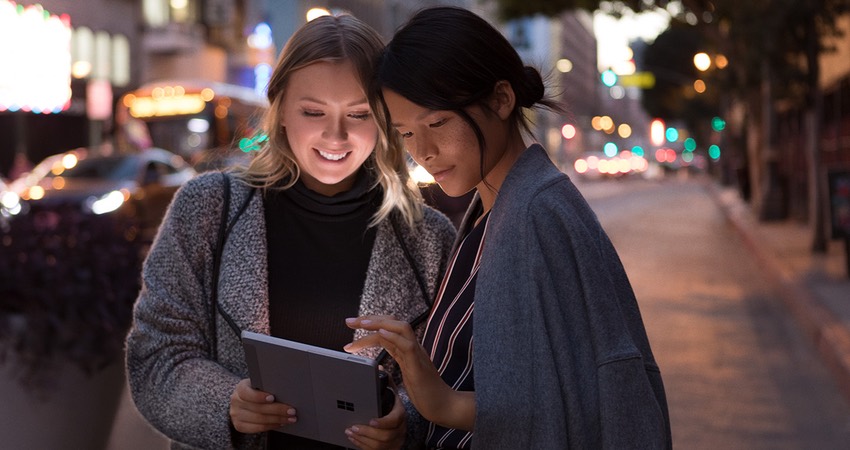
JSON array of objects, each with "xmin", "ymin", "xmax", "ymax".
[{"xmin": 491, "ymin": 80, "xmax": 516, "ymax": 121}]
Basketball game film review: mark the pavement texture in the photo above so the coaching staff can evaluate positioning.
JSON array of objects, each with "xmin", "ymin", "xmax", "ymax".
[{"xmin": 707, "ymin": 181, "xmax": 850, "ymax": 404}]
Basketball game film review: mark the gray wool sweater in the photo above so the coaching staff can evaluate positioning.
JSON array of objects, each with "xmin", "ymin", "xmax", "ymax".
[{"xmin": 126, "ymin": 172, "xmax": 456, "ymax": 450}]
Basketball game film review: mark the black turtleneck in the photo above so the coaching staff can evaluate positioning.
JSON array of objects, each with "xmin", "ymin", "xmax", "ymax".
[
  {"xmin": 265, "ymin": 171, "xmax": 380, "ymax": 450},
  {"xmin": 264, "ymin": 170, "xmax": 380, "ymax": 351}
]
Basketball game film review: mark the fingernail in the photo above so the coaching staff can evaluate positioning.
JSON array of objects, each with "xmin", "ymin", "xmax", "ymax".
[
  {"xmin": 345, "ymin": 429, "xmax": 353, "ymax": 436},
  {"xmin": 345, "ymin": 318, "xmax": 356, "ymax": 324},
  {"xmin": 265, "ymin": 395, "xmax": 274, "ymax": 402},
  {"xmin": 288, "ymin": 417, "xmax": 297, "ymax": 423},
  {"xmin": 287, "ymin": 408, "xmax": 296, "ymax": 415},
  {"xmin": 343, "ymin": 343, "xmax": 352, "ymax": 350},
  {"xmin": 379, "ymin": 328, "xmax": 390, "ymax": 335},
  {"xmin": 350, "ymin": 426, "xmax": 360, "ymax": 433},
  {"xmin": 361, "ymin": 319, "xmax": 372, "ymax": 326},
  {"xmin": 370, "ymin": 419, "xmax": 379, "ymax": 426}
]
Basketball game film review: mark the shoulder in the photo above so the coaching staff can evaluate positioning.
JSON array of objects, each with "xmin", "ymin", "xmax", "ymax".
[
  {"xmin": 419, "ymin": 205, "xmax": 456, "ymax": 238},
  {"xmin": 411, "ymin": 205, "xmax": 457, "ymax": 253},
  {"xmin": 496, "ymin": 147, "xmax": 574, "ymax": 216},
  {"xmin": 493, "ymin": 151, "xmax": 597, "ymax": 237},
  {"xmin": 383, "ymin": 205, "xmax": 456, "ymax": 258},
  {"xmin": 173, "ymin": 171, "xmax": 255, "ymax": 209},
  {"xmin": 174, "ymin": 171, "xmax": 226, "ymax": 202}
]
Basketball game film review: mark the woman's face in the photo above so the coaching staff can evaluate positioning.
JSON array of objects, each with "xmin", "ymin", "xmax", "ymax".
[
  {"xmin": 280, "ymin": 60, "xmax": 377, "ymax": 196},
  {"xmin": 383, "ymin": 88, "xmax": 505, "ymax": 198}
]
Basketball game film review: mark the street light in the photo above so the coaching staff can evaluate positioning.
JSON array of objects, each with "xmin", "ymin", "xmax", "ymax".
[
  {"xmin": 556, "ymin": 58, "xmax": 573, "ymax": 73},
  {"xmin": 694, "ymin": 52, "xmax": 711, "ymax": 72},
  {"xmin": 306, "ymin": 7, "xmax": 330, "ymax": 21}
]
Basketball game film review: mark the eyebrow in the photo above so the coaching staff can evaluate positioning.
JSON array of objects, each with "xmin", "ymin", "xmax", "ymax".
[
  {"xmin": 299, "ymin": 96, "xmax": 369, "ymax": 107},
  {"xmin": 391, "ymin": 109, "xmax": 438, "ymax": 128}
]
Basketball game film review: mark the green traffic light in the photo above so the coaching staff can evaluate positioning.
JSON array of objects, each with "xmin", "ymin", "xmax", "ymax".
[
  {"xmin": 601, "ymin": 69, "xmax": 618, "ymax": 87},
  {"xmin": 711, "ymin": 116, "xmax": 726, "ymax": 131},
  {"xmin": 708, "ymin": 144, "xmax": 721, "ymax": 159}
]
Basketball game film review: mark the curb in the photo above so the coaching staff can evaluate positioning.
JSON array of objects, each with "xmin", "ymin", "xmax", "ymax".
[{"xmin": 705, "ymin": 181, "xmax": 850, "ymax": 405}]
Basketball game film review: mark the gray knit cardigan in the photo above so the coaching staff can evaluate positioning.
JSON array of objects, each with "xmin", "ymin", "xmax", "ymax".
[
  {"xmin": 469, "ymin": 145, "xmax": 671, "ymax": 449},
  {"xmin": 126, "ymin": 172, "xmax": 456, "ymax": 449}
]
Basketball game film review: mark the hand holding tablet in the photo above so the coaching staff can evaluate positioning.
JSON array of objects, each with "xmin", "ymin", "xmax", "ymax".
[{"xmin": 241, "ymin": 331, "xmax": 393, "ymax": 447}]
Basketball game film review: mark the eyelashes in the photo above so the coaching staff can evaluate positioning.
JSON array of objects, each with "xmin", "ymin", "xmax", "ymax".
[
  {"xmin": 301, "ymin": 110, "xmax": 372, "ymax": 120},
  {"xmin": 429, "ymin": 118, "xmax": 447, "ymax": 128},
  {"xmin": 397, "ymin": 117, "xmax": 448, "ymax": 139}
]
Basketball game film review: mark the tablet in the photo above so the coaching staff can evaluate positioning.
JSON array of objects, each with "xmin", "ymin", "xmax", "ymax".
[{"xmin": 241, "ymin": 330, "xmax": 385, "ymax": 447}]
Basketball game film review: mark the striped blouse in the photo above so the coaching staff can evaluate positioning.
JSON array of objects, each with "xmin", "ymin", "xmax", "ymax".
[{"xmin": 421, "ymin": 211, "xmax": 490, "ymax": 449}]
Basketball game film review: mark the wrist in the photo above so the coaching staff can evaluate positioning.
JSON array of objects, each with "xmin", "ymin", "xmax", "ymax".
[{"xmin": 430, "ymin": 388, "xmax": 475, "ymax": 432}]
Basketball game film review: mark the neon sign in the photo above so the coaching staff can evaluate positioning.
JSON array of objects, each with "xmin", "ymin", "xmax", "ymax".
[
  {"xmin": 125, "ymin": 87, "xmax": 214, "ymax": 118},
  {"xmin": 0, "ymin": 1, "xmax": 72, "ymax": 113}
]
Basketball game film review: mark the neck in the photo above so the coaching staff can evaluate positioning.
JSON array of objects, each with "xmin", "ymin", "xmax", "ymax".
[{"xmin": 476, "ymin": 132, "xmax": 528, "ymax": 213}]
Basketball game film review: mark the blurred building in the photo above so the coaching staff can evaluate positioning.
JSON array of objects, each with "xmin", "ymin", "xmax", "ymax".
[
  {"xmin": 504, "ymin": 10, "xmax": 606, "ymax": 169},
  {"xmin": 0, "ymin": 0, "xmax": 493, "ymax": 179},
  {"xmin": 264, "ymin": 0, "xmax": 483, "ymax": 55},
  {"xmin": 0, "ymin": 0, "xmax": 138, "ymax": 177}
]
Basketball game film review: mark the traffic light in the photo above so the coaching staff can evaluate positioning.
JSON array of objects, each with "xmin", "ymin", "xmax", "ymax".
[
  {"xmin": 709, "ymin": 144, "xmax": 721, "ymax": 160},
  {"xmin": 601, "ymin": 69, "xmax": 618, "ymax": 87},
  {"xmin": 603, "ymin": 142, "xmax": 618, "ymax": 157},
  {"xmin": 711, "ymin": 116, "xmax": 726, "ymax": 131}
]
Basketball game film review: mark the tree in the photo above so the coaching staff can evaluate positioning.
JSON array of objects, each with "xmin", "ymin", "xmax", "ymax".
[{"xmin": 495, "ymin": 0, "xmax": 850, "ymax": 251}]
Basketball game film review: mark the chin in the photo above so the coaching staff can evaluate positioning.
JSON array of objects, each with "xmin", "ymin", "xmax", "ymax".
[{"xmin": 436, "ymin": 184, "xmax": 469, "ymax": 198}]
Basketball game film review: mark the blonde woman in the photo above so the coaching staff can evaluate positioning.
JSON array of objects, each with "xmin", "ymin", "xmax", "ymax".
[{"xmin": 126, "ymin": 14, "xmax": 456, "ymax": 450}]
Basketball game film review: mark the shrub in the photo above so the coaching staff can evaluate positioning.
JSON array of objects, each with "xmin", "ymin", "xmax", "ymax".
[{"xmin": 0, "ymin": 204, "xmax": 144, "ymax": 398}]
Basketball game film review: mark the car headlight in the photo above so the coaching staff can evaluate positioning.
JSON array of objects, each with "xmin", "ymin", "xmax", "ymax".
[{"xmin": 85, "ymin": 190, "xmax": 127, "ymax": 215}]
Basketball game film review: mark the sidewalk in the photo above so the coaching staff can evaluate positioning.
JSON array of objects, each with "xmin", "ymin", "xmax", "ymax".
[{"xmin": 707, "ymin": 181, "xmax": 850, "ymax": 403}]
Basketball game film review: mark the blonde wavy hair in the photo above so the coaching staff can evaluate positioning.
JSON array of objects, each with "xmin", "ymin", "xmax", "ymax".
[{"xmin": 237, "ymin": 14, "xmax": 423, "ymax": 226}]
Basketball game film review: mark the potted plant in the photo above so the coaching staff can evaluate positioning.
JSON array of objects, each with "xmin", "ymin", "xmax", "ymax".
[{"xmin": 0, "ymin": 203, "xmax": 145, "ymax": 449}]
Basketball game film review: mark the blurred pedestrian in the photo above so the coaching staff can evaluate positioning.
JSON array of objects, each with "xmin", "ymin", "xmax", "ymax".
[
  {"xmin": 345, "ymin": 6, "xmax": 671, "ymax": 449},
  {"xmin": 126, "ymin": 13, "xmax": 456, "ymax": 450}
]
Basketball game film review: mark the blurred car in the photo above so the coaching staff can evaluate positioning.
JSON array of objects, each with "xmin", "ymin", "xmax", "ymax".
[
  {"xmin": 11, "ymin": 147, "xmax": 196, "ymax": 241},
  {"xmin": 572, "ymin": 150, "xmax": 650, "ymax": 181}
]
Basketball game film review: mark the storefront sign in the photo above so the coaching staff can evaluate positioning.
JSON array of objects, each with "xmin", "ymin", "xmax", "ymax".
[{"xmin": 0, "ymin": 1, "xmax": 72, "ymax": 114}]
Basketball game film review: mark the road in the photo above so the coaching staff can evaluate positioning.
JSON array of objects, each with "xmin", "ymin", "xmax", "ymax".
[{"xmin": 577, "ymin": 174, "xmax": 850, "ymax": 449}]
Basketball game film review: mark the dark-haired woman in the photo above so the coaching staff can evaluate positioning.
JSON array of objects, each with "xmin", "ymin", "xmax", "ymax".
[{"xmin": 345, "ymin": 6, "xmax": 671, "ymax": 449}]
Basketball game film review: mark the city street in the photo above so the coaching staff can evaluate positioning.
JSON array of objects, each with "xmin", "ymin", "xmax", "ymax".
[
  {"xmin": 4, "ymin": 1, "xmax": 850, "ymax": 448},
  {"xmin": 578, "ymin": 174, "xmax": 850, "ymax": 449}
]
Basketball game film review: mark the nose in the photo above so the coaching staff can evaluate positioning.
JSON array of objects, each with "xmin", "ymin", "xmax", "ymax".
[
  {"xmin": 323, "ymin": 117, "xmax": 348, "ymax": 142},
  {"xmin": 408, "ymin": 134, "xmax": 436, "ymax": 163}
]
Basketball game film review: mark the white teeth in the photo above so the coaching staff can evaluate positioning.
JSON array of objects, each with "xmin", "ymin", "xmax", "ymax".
[{"xmin": 318, "ymin": 150, "xmax": 348, "ymax": 161}]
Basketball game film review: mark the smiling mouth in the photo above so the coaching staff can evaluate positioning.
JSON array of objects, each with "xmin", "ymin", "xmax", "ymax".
[
  {"xmin": 317, "ymin": 149, "xmax": 350, "ymax": 161},
  {"xmin": 431, "ymin": 168, "xmax": 451, "ymax": 181}
]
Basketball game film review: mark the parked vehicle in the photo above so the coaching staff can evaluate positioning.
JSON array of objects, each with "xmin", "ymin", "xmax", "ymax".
[
  {"xmin": 11, "ymin": 147, "xmax": 196, "ymax": 241},
  {"xmin": 115, "ymin": 79, "xmax": 267, "ymax": 171}
]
